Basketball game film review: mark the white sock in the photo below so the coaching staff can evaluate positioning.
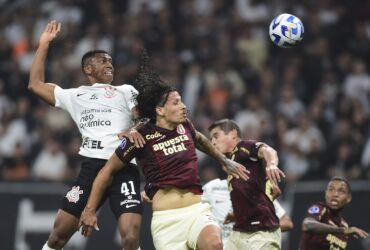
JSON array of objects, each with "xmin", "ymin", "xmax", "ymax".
[{"xmin": 42, "ymin": 242, "xmax": 60, "ymax": 250}]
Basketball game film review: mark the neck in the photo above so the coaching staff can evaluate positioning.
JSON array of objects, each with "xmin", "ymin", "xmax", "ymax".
[{"xmin": 156, "ymin": 117, "xmax": 178, "ymax": 130}]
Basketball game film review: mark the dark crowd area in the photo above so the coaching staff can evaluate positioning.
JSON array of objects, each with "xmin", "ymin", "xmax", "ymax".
[{"xmin": 0, "ymin": 0, "xmax": 370, "ymax": 185}]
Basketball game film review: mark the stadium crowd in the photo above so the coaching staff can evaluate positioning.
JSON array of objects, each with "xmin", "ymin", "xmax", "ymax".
[{"xmin": 0, "ymin": 0, "xmax": 370, "ymax": 185}]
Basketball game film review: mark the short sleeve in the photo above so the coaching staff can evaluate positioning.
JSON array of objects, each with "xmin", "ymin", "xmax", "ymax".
[
  {"xmin": 54, "ymin": 86, "xmax": 75, "ymax": 111},
  {"xmin": 249, "ymin": 141, "xmax": 265, "ymax": 159},
  {"xmin": 304, "ymin": 203, "xmax": 326, "ymax": 221},
  {"xmin": 116, "ymin": 85, "xmax": 138, "ymax": 111},
  {"xmin": 114, "ymin": 137, "xmax": 139, "ymax": 163},
  {"xmin": 273, "ymin": 200, "xmax": 286, "ymax": 219}
]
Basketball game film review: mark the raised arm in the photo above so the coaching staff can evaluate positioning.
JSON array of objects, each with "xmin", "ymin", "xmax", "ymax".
[
  {"xmin": 28, "ymin": 20, "xmax": 61, "ymax": 105},
  {"xmin": 258, "ymin": 144, "xmax": 285, "ymax": 185},
  {"xmin": 194, "ymin": 130, "xmax": 249, "ymax": 181},
  {"xmin": 79, "ymin": 153, "xmax": 125, "ymax": 237},
  {"xmin": 302, "ymin": 217, "xmax": 368, "ymax": 239}
]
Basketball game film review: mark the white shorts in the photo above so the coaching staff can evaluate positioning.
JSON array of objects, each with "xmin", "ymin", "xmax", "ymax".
[
  {"xmin": 225, "ymin": 228, "xmax": 281, "ymax": 250},
  {"xmin": 151, "ymin": 202, "xmax": 219, "ymax": 250}
]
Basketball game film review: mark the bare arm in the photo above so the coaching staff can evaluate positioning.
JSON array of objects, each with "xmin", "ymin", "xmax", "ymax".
[
  {"xmin": 258, "ymin": 144, "xmax": 285, "ymax": 184},
  {"xmin": 194, "ymin": 130, "xmax": 249, "ymax": 181},
  {"xmin": 79, "ymin": 153, "xmax": 125, "ymax": 236},
  {"xmin": 28, "ymin": 21, "xmax": 61, "ymax": 105},
  {"xmin": 280, "ymin": 214, "xmax": 294, "ymax": 232}
]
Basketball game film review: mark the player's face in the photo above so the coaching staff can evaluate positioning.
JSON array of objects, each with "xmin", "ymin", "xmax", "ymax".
[
  {"xmin": 209, "ymin": 127, "xmax": 236, "ymax": 154},
  {"xmin": 90, "ymin": 53, "xmax": 114, "ymax": 83},
  {"xmin": 161, "ymin": 91, "xmax": 187, "ymax": 125},
  {"xmin": 325, "ymin": 180, "xmax": 351, "ymax": 210}
]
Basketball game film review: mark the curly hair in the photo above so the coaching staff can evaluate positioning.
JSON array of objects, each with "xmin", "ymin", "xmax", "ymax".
[{"xmin": 132, "ymin": 49, "xmax": 175, "ymax": 123}]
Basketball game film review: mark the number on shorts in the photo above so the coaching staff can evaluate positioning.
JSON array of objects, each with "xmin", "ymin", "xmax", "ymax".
[{"xmin": 121, "ymin": 181, "xmax": 137, "ymax": 196}]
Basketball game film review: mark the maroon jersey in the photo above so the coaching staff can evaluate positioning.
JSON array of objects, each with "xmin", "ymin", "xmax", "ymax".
[
  {"xmin": 228, "ymin": 140, "xmax": 279, "ymax": 232},
  {"xmin": 299, "ymin": 202, "xmax": 349, "ymax": 250},
  {"xmin": 115, "ymin": 119, "xmax": 202, "ymax": 199}
]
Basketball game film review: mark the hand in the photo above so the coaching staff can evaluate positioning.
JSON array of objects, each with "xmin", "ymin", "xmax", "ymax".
[
  {"xmin": 141, "ymin": 191, "xmax": 152, "ymax": 203},
  {"xmin": 265, "ymin": 164, "xmax": 285, "ymax": 185},
  {"xmin": 118, "ymin": 128, "xmax": 145, "ymax": 148},
  {"xmin": 271, "ymin": 182, "xmax": 282, "ymax": 200},
  {"xmin": 344, "ymin": 227, "xmax": 369, "ymax": 239},
  {"xmin": 79, "ymin": 209, "xmax": 100, "ymax": 237},
  {"xmin": 224, "ymin": 212, "xmax": 235, "ymax": 224},
  {"xmin": 39, "ymin": 20, "xmax": 61, "ymax": 45},
  {"xmin": 222, "ymin": 158, "xmax": 249, "ymax": 181}
]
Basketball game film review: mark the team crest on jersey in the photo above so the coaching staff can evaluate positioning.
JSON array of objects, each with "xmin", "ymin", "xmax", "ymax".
[
  {"xmin": 119, "ymin": 138, "xmax": 127, "ymax": 149},
  {"xmin": 66, "ymin": 186, "xmax": 83, "ymax": 203},
  {"xmin": 308, "ymin": 205, "xmax": 320, "ymax": 214},
  {"xmin": 177, "ymin": 124, "xmax": 185, "ymax": 134},
  {"xmin": 104, "ymin": 86, "xmax": 117, "ymax": 98}
]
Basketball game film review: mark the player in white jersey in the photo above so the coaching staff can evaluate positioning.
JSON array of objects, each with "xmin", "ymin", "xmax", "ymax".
[
  {"xmin": 202, "ymin": 178, "xmax": 293, "ymax": 245},
  {"xmin": 28, "ymin": 21, "xmax": 144, "ymax": 250}
]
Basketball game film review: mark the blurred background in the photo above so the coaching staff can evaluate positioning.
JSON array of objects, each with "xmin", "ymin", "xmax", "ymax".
[{"xmin": 0, "ymin": 0, "xmax": 369, "ymax": 249}]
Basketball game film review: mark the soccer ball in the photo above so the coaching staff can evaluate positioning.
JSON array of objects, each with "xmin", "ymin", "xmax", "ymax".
[{"xmin": 269, "ymin": 13, "xmax": 304, "ymax": 48}]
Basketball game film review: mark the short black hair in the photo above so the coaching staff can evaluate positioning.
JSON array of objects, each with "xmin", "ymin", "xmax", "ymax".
[
  {"xmin": 208, "ymin": 119, "xmax": 242, "ymax": 137},
  {"xmin": 330, "ymin": 176, "xmax": 351, "ymax": 193},
  {"xmin": 132, "ymin": 49, "xmax": 175, "ymax": 123},
  {"xmin": 81, "ymin": 50, "xmax": 109, "ymax": 73}
]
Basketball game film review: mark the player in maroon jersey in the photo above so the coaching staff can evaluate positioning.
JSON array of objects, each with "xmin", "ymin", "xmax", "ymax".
[
  {"xmin": 299, "ymin": 176, "xmax": 368, "ymax": 250},
  {"xmin": 208, "ymin": 119, "xmax": 286, "ymax": 249},
  {"xmin": 78, "ymin": 51, "xmax": 249, "ymax": 250}
]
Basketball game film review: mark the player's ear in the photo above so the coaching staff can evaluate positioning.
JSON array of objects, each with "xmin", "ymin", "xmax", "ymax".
[
  {"xmin": 346, "ymin": 193, "xmax": 352, "ymax": 204},
  {"xmin": 83, "ymin": 64, "xmax": 92, "ymax": 75},
  {"xmin": 156, "ymin": 106, "xmax": 164, "ymax": 116}
]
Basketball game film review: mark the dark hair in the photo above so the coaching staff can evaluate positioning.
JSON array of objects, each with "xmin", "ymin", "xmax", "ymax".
[
  {"xmin": 132, "ymin": 49, "xmax": 175, "ymax": 123},
  {"xmin": 208, "ymin": 119, "xmax": 242, "ymax": 137},
  {"xmin": 330, "ymin": 176, "xmax": 351, "ymax": 193},
  {"xmin": 81, "ymin": 50, "xmax": 109, "ymax": 73}
]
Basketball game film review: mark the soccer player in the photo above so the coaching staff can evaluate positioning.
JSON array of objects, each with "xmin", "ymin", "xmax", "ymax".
[
  {"xmin": 78, "ymin": 51, "xmax": 249, "ymax": 250},
  {"xmin": 299, "ymin": 176, "xmax": 368, "ymax": 250},
  {"xmin": 202, "ymin": 178, "xmax": 293, "ymax": 244},
  {"xmin": 28, "ymin": 21, "xmax": 144, "ymax": 250},
  {"xmin": 208, "ymin": 119, "xmax": 286, "ymax": 250}
]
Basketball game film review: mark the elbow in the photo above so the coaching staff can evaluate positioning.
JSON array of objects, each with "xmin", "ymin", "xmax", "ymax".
[
  {"xmin": 280, "ymin": 216, "xmax": 294, "ymax": 232},
  {"xmin": 302, "ymin": 220, "xmax": 313, "ymax": 232}
]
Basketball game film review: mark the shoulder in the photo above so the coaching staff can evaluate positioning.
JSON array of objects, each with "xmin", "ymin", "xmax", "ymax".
[
  {"xmin": 306, "ymin": 202, "xmax": 326, "ymax": 216},
  {"xmin": 115, "ymin": 84, "xmax": 138, "ymax": 93}
]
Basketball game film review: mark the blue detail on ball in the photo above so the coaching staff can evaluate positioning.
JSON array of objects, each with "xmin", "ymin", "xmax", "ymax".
[{"xmin": 271, "ymin": 17, "xmax": 280, "ymax": 30}]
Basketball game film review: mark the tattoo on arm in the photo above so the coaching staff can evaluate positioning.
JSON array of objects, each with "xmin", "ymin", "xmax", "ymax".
[{"xmin": 194, "ymin": 131, "xmax": 224, "ymax": 162}]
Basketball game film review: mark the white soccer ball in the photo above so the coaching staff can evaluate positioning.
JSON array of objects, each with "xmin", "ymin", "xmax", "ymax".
[{"xmin": 269, "ymin": 13, "xmax": 304, "ymax": 48}]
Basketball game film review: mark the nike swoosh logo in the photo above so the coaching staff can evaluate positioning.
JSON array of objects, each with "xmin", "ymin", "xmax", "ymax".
[
  {"xmin": 125, "ymin": 204, "xmax": 137, "ymax": 208},
  {"xmin": 77, "ymin": 93, "xmax": 87, "ymax": 97}
]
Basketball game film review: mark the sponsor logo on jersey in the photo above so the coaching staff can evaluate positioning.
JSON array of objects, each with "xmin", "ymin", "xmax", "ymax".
[
  {"xmin": 177, "ymin": 124, "xmax": 185, "ymax": 134},
  {"xmin": 145, "ymin": 131, "xmax": 163, "ymax": 140},
  {"xmin": 79, "ymin": 114, "xmax": 112, "ymax": 129},
  {"xmin": 82, "ymin": 137, "xmax": 104, "ymax": 149},
  {"xmin": 326, "ymin": 234, "xmax": 347, "ymax": 249},
  {"xmin": 104, "ymin": 86, "xmax": 117, "ymax": 98},
  {"xmin": 66, "ymin": 186, "xmax": 83, "ymax": 203},
  {"xmin": 153, "ymin": 134, "xmax": 189, "ymax": 155},
  {"xmin": 308, "ymin": 205, "xmax": 320, "ymax": 214}
]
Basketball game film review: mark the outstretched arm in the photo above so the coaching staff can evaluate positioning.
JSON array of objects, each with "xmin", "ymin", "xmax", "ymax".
[
  {"xmin": 79, "ymin": 153, "xmax": 125, "ymax": 237},
  {"xmin": 194, "ymin": 130, "xmax": 249, "ymax": 181},
  {"xmin": 302, "ymin": 217, "xmax": 368, "ymax": 239},
  {"xmin": 28, "ymin": 20, "xmax": 61, "ymax": 105}
]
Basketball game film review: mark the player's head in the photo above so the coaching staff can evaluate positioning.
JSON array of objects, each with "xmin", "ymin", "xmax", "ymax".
[
  {"xmin": 81, "ymin": 50, "xmax": 114, "ymax": 84},
  {"xmin": 208, "ymin": 119, "xmax": 242, "ymax": 154},
  {"xmin": 325, "ymin": 176, "xmax": 352, "ymax": 210},
  {"xmin": 133, "ymin": 49, "xmax": 186, "ymax": 127}
]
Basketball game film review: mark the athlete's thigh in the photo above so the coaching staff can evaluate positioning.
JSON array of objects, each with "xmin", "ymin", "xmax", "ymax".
[
  {"xmin": 117, "ymin": 213, "xmax": 141, "ymax": 238},
  {"xmin": 196, "ymin": 224, "xmax": 221, "ymax": 250},
  {"xmin": 49, "ymin": 209, "xmax": 79, "ymax": 241},
  {"xmin": 109, "ymin": 163, "xmax": 143, "ymax": 219}
]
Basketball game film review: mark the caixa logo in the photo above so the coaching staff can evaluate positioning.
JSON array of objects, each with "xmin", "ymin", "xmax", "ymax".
[{"xmin": 82, "ymin": 137, "xmax": 104, "ymax": 149}]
